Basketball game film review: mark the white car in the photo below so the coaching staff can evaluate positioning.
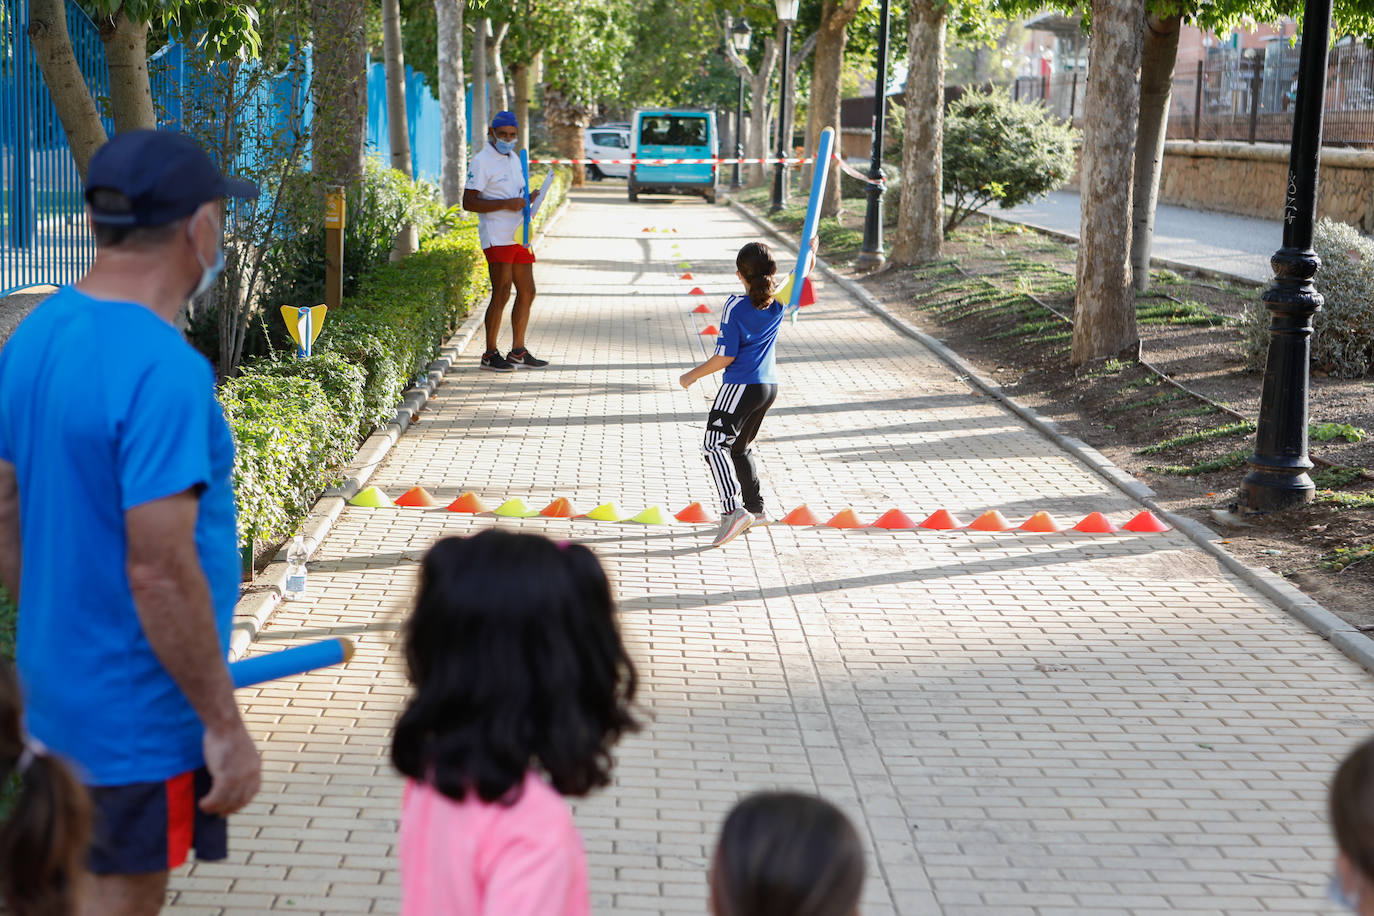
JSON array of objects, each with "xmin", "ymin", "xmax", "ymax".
[{"xmin": 583, "ymin": 124, "xmax": 630, "ymax": 180}]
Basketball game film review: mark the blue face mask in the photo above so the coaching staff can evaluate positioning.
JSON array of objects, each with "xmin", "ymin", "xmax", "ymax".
[
  {"xmin": 1329, "ymin": 873, "xmax": 1360, "ymax": 911},
  {"xmin": 493, "ymin": 138, "xmax": 516, "ymax": 155},
  {"xmin": 188, "ymin": 211, "xmax": 225, "ymax": 299}
]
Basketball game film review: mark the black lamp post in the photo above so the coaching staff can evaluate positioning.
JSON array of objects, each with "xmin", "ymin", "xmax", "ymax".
[
  {"xmin": 1237, "ymin": 0, "xmax": 1332, "ymax": 514},
  {"xmin": 856, "ymin": 0, "xmax": 890, "ymax": 271},
  {"xmin": 731, "ymin": 19, "xmax": 752, "ymax": 191},
  {"xmin": 770, "ymin": 0, "xmax": 800, "ymax": 212}
]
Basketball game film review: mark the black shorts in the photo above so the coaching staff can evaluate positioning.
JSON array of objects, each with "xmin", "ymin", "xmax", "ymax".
[{"xmin": 88, "ymin": 766, "xmax": 228, "ymax": 874}]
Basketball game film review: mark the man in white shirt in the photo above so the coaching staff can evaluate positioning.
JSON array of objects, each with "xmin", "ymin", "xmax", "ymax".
[{"xmin": 464, "ymin": 110, "xmax": 547, "ymax": 371}]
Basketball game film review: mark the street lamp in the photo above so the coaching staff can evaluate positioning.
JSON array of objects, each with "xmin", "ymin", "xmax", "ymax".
[
  {"xmin": 856, "ymin": 0, "xmax": 890, "ymax": 271},
  {"xmin": 731, "ymin": 18, "xmax": 752, "ymax": 191},
  {"xmin": 770, "ymin": 0, "xmax": 800, "ymax": 212},
  {"xmin": 1237, "ymin": 0, "xmax": 1333, "ymax": 514}
]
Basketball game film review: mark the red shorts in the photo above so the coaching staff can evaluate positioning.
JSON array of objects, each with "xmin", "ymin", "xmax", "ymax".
[{"xmin": 483, "ymin": 244, "xmax": 536, "ymax": 264}]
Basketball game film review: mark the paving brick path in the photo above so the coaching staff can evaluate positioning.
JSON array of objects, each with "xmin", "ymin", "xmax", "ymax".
[{"xmin": 168, "ymin": 187, "xmax": 1373, "ymax": 915}]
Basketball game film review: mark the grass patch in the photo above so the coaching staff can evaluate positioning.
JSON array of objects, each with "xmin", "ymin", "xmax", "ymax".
[
  {"xmin": 1321, "ymin": 543, "xmax": 1374, "ymax": 571},
  {"xmin": 1108, "ymin": 389, "xmax": 1188, "ymax": 413},
  {"xmin": 1144, "ymin": 449, "xmax": 1249, "ymax": 476},
  {"xmin": 1318, "ymin": 490, "xmax": 1374, "ymax": 509},
  {"xmin": 1135, "ymin": 298, "xmax": 1230, "ymax": 327},
  {"xmin": 1312, "ymin": 466, "xmax": 1369, "ymax": 489},
  {"xmin": 1118, "ymin": 375, "xmax": 1164, "ymax": 393},
  {"xmin": 1136, "ymin": 420, "xmax": 1257, "ymax": 455},
  {"xmin": 1311, "ymin": 422, "xmax": 1368, "ymax": 443}
]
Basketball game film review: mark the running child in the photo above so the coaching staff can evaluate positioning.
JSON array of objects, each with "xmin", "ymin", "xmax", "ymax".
[
  {"xmin": 709, "ymin": 791, "xmax": 865, "ymax": 916},
  {"xmin": 679, "ymin": 241, "xmax": 785, "ymax": 547},
  {"xmin": 391, "ymin": 531, "xmax": 639, "ymax": 916}
]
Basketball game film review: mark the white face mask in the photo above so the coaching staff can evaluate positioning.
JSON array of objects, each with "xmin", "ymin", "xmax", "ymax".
[
  {"xmin": 188, "ymin": 210, "xmax": 224, "ymax": 300},
  {"xmin": 1330, "ymin": 872, "xmax": 1361, "ymax": 911}
]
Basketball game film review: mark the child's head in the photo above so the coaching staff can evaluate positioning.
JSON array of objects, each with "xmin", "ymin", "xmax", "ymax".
[
  {"xmin": 710, "ymin": 792, "xmax": 865, "ymax": 916},
  {"xmin": 1330, "ymin": 736, "xmax": 1374, "ymax": 911},
  {"xmin": 736, "ymin": 242, "xmax": 778, "ymax": 309},
  {"xmin": 391, "ymin": 530, "xmax": 638, "ymax": 803},
  {"xmin": 0, "ymin": 661, "xmax": 91, "ymax": 916}
]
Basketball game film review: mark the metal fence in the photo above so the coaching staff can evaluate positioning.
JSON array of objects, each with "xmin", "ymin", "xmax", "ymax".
[{"xmin": 1011, "ymin": 39, "xmax": 1374, "ymax": 148}]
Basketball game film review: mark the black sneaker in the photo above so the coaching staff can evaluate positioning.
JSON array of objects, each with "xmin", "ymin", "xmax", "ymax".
[
  {"xmin": 507, "ymin": 347, "xmax": 549, "ymax": 368},
  {"xmin": 481, "ymin": 349, "xmax": 515, "ymax": 372}
]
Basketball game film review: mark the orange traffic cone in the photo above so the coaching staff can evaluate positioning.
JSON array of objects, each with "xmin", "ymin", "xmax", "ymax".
[
  {"xmin": 446, "ymin": 491, "xmax": 487, "ymax": 513},
  {"xmin": 1073, "ymin": 511, "xmax": 1118, "ymax": 533},
  {"xmin": 968, "ymin": 510, "xmax": 1012, "ymax": 531},
  {"xmin": 826, "ymin": 508, "xmax": 865, "ymax": 529},
  {"xmin": 919, "ymin": 509, "xmax": 964, "ymax": 530},
  {"xmin": 394, "ymin": 485, "xmax": 438, "ymax": 508},
  {"xmin": 692, "ymin": 303, "xmax": 711, "ymax": 314},
  {"xmin": 1018, "ymin": 511, "xmax": 1063, "ymax": 533},
  {"xmin": 872, "ymin": 508, "xmax": 917, "ymax": 529},
  {"xmin": 688, "ymin": 286, "xmax": 705, "ymax": 296},
  {"xmin": 700, "ymin": 325, "xmax": 719, "ymax": 335},
  {"xmin": 642, "ymin": 227, "xmax": 652, "ymax": 232},
  {"xmin": 781, "ymin": 505, "xmax": 820, "ymax": 526},
  {"xmin": 680, "ymin": 272, "xmax": 693, "ymax": 280},
  {"xmin": 675, "ymin": 502, "xmax": 711, "ymax": 523},
  {"xmin": 540, "ymin": 497, "xmax": 577, "ymax": 518},
  {"xmin": 1122, "ymin": 510, "xmax": 1171, "ymax": 533}
]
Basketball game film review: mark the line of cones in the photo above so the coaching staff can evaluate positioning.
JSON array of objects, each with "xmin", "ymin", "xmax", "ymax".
[{"xmin": 350, "ymin": 488, "xmax": 1171, "ymax": 534}]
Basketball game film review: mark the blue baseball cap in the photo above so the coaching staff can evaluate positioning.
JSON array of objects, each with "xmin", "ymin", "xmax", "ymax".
[
  {"xmin": 85, "ymin": 129, "xmax": 259, "ymax": 227},
  {"xmin": 491, "ymin": 110, "xmax": 518, "ymax": 130}
]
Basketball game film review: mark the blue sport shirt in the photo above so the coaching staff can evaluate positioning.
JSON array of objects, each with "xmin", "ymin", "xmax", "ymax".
[
  {"xmin": 714, "ymin": 294, "xmax": 784, "ymax": 385},
  {"xmin": 0, "ymin": 288, "xmax": 239, "ymax": 786}
]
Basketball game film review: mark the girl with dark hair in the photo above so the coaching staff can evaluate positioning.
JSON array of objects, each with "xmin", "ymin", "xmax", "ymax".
[
  {"xmin": 1329, "ymin": 736, "xmax": 1374, "ymax": 912},
  {"xmin": 391, "ymin": 530, "xmax": 638, "ymax": 916},
  {"xmin": 679, "ymin": 241, "xmax": 786, "ymax": 547},
  {"xmin": 710, "ymin": 791, "xmax": 865, "ymax": 916},
  {"xmin": 0, "ymin": 660, "xmax": 92, "ymax": 916}
]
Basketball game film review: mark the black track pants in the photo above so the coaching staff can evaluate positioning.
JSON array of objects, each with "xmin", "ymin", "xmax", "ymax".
[{"xmin": 702, "ymin": 382, "xmax": 778, "ymax": 514}]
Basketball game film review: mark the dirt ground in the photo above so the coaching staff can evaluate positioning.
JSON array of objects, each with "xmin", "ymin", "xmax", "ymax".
[{"xmin": 743, "ymin": 192, "xmax": 1374, "ymax": 630}]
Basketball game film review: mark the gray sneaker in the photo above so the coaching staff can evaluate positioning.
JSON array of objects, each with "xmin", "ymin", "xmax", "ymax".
[
  {"xmin": 750, "ymin": 509, "xmax": 772, "ymax": 526},
  {"xmin": 711, "ymin": 508, "xmax": 753, "ymax": 547}
]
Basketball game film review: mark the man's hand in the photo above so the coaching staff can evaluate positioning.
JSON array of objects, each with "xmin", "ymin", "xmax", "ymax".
[
  {"xmin": 505, "ymin": 197, "xmax": 527, "ymax": 212},
  {"xmin": 199, "ymin": 721, "xmax": 261, "ymax": 815},
  {"xmin": 529, "ymin": 189, "xmax": 541, "ymax": 204}
]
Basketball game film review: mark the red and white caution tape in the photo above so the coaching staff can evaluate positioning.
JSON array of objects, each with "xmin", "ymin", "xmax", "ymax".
[
  {"xmin": 831, "ymin": 155, "xmax": 886, "ymax": 190},
  {"xmin": 530, "ymin": 153, "xmax": 887, "ymax": 190}
]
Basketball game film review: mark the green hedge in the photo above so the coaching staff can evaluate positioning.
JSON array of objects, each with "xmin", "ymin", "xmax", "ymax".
[{"xmin": 225, "ymin": 167, "xmax": 571, "ymax": 546}]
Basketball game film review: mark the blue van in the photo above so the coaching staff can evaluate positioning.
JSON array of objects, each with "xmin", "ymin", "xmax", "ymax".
[{"xmin": 629, "ymin": 109, "xmax": 719, "ymax": 204}]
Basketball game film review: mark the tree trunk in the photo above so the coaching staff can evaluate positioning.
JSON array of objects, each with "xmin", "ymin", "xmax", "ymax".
[
  {"xmin": 544, "ymin": 85, "xmax": 586, "ymax": 187},
  {"xmin": 472, "ymin": 18, "xmax": 489, "ymax": 138},
  {"xmin": 99, "ymin": 12, "xmax": 156, "ymax": 133},
  {"xmin": 1129, "ymin": 13, "xmax": 1180, "ymax": 293},
  {"xmin": 726, "ymin": 26, "xmax": 778, "ymax": 187},
  {"xmin": 513, "ymin": 56, "xmax": 535, "ymax": 151},
  {"xmin": 382, "ymin": 0, "xmax": 417, "ymax": 257},
  {"xmin": 890, "ymin": 0, "xmax": 945, "ymax": 266},
  {"xmin": 807, "ymin": 0, "xmax": 861, "ymax": 216},
  {"xmin": 1072, "ymin": 0, "xmax": 1145, "ymax": 365},
  {"xmin": 310, "ymin": 0, "xmax": 368, "ymax": 185},
  {"xmin": 489, "ymin": 22, "xmax": 510, "ymax": 114},
  {"xmin": 27, "ymin": 0, "xmax": 107, "ymax": 180},
  {"xmin": 433, "ymin": 0, "xmax": 466, "ymax": 207}
]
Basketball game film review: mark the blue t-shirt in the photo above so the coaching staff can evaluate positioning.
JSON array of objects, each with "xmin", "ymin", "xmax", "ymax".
[
  {"xmin": 714, "ymin": 294, "xmax": 784, "ymax": 384},
  {"xmin": 0, "ymin": 288, "xmax": 239, "ymax": 786}
]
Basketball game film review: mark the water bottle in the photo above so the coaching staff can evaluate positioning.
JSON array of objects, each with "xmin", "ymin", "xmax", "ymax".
[{"xmin": 284, "ymin": 535, "xmax": 308, "ymax": 601}]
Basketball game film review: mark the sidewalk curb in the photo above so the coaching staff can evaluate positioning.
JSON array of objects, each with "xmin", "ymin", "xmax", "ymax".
[
  {"xmin": 728, "ymin": 198, "xmax": 1374, "ymax": 677},
  {"xmin": 228, "ymin": 196, "xmax": 573, "ymax": 660}
]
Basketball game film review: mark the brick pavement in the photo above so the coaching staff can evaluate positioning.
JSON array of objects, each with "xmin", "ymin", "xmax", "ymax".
[{"xmin": 168, "ymin": 187, "xmax": 1372, "ymax": 915}]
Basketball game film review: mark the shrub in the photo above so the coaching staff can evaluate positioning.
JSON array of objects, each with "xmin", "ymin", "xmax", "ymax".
[
  {"xmin": 1240, "ymin": 218, "xmax": 1374, "ymax": 378},
  {"xmin": 942, "ymin": 89, "xmax": 1078, "ymax": 235}
]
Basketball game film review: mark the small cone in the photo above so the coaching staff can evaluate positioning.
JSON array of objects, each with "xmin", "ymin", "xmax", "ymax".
[
  {"xmin": 680, "ymin": 272, "xmax": 693, "ymax": 280},
  {"xmin": 677, "ymin": 262, "xmax": 692, "ymax": 270},
  {"xmin": 1122, "ymin": 510, "xmax": 1171, "ymax": 533},
  {"xmin": 586, "ymin": 502, "xmax": 626, "ymax": 522},
  {"xmin": 692, "ymin": 303, "xmax": 711, "ymax": 314},
  {"xmin": 675, "ymin": 501, "xmax": 711, "ymax": 523},
  {"xmin": 348, "ymin": 486, "xmax": 393, "ymax": 508},
  {"xmin": 919, "ymin": 509, "xmax": 964, "ymax": 530},
  {"xmin": 446, "ymin": 491, "xmax": 487, "ymax": 513},
  {"xmin": 826, "ymin": 508, "xmax": 866, "ymax": 529},
  {"xmin": 781, "ymin": 505, "xmax": 821, "ymax": 526},
  {"xmin": 394, "ymin": 485, "xmax": 438, "ymax": 508},
  {"xmin": 1073, "ymin": 511, "xmax": 1119, "ymax": 534},
  {"xmin": 872, "ymin": 508, "xmax": 918, "ymax": 530},
  {"xmin": 540, "ymin": 497, "xmax": 577, "ymax": 518},
  {"xmin": 630, "ymin": 505, "xmax": 670, "ymax": 525},
  {"xmin": 1018, "ymin": 511, "xmax": 1064, "ymax": 533},
  {"xmin": 688, "ymin": 286, "xmax": 705, "ymax": 296},
  {"xmin": 642, "ymin": 227, "xmax": 652, "ymax": 232},
  {"xmin": 494, "ymin": 498, "xmax": 538, "ymax": 518},
  {"xmin": 968, "ymin": 510, "xmax": 1012, "ymax": 531},
  {"xmin": 700, "ymin": 324, "xmax": 719, "ymax": 335}
]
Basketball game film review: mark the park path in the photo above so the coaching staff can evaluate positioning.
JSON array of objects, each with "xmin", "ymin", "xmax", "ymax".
[{"xmin": 168, "ymin": 186, "xmax": 1371, "ymax": 915}]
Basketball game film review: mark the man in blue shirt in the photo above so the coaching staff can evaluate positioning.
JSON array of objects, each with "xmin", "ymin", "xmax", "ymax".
[{"xmin": 0, "ymin": 130, "xmax": 261, "ymax": 914}]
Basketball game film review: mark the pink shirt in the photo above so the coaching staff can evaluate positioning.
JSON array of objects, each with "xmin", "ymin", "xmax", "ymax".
[{"xmin": 399, "ymin": 771, "xmax": 590, "ymax": 916}]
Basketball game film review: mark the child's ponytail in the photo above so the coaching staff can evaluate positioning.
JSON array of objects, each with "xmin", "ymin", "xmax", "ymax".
[
  {"xmin": 736, "ymin": 242, "xmax": 778, "ymax": 309},
  {"xmin": 0, "ymin": 664, "xmax": 90, "ymax": 916}
]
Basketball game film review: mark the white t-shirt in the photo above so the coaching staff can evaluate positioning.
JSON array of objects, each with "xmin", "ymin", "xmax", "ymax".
[{"xmin": 466, "ymin": 142, "xmax": 526, "ymax": 249}]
